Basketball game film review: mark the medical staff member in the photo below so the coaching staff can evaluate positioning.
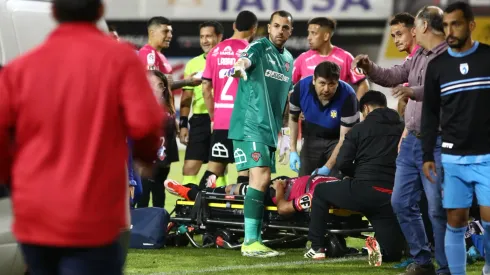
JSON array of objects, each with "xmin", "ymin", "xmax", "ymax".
[{"xmin": 289, "ymin": 61, "xmax": 359, "ymax": 177}]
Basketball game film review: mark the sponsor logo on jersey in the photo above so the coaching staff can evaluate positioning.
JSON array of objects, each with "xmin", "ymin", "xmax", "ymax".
[
  {"xmin": 442, "ymin": 142, "xmax": 454, "ymax": 149},
  {"xmin": 220, "ymin": 46, "xmax": 235, "ymax": 56},
  {"xmin": 265, "ymin": 69, "xmax": 290, "ymax": 82}
]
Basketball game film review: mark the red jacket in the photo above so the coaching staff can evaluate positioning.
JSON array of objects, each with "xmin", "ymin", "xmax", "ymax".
[{"xmin": 0, "ymin": 23, "xmax": 163, "ymax": 247}]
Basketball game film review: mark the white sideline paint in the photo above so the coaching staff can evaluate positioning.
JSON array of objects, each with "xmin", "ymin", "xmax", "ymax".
[{"xmin": 131, "ymin": 256, "xmax": 365, "ymax": 275}]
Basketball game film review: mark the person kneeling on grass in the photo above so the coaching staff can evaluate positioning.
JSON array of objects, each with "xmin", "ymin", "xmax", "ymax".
[
  {"xmin": 164, "ymin": 174, "xmax": 338, "ymax": 215},
  {"xmin": 305, "ymin": 91, "xmax": 405, "ymax": 265}
]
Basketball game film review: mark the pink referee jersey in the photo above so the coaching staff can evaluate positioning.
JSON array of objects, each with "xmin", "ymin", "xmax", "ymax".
[
  {"xmin": 292, "ymin": 47, "xmax": 366, "ymax": 84},
  {"xmin": 202, "ymin": 38, "xmax": 249, "ymax": 130},
  {"xmin": 138, "ymin": 44, "xmax": 173, "ymax": 74}
]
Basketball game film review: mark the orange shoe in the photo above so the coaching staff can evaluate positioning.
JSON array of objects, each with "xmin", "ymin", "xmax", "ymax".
[{"xmin": 164, "ymin": 179, "xmax": 191, "ymax": 200}]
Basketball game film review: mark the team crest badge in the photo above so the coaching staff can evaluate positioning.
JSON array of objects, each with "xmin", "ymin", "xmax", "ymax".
[
  {"xmin": 251, "ymin": 152, "xmax": 261, "ymax": 162},
  {"xmin": 330, "ymin": 110, "xmax": 337, "ymax": 118},
  {"xmin": 460, "ymin": 63, "xmax": 469, "ymax": 75},
  {"xmin": 285, "ymin": 62, "xmax": 290, "ymax": 72}
]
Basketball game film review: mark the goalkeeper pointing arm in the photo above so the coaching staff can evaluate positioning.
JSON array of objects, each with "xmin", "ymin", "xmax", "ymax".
[{"xmin": 226, "ymin": 10, "xmax": 294, "ymax": 258}]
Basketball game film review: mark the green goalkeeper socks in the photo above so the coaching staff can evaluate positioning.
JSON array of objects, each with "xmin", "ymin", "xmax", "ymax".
[{"xmin": 243, "ymin": 187, "xmax": 265, "ymax": 245}]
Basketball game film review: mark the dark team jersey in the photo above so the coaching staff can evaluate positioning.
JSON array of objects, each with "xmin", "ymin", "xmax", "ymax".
[
  {"xmin": 422, "ymin": 42, "xmax": 490, "ymax": 164},
  {"xmin": 289, "ymin": 76, "xmax": 359, "ymax": 139}
]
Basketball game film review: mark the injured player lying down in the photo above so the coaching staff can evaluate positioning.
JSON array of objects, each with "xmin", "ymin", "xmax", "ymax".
[{"xmin": 164, "ymin": 174, "xmax": 338, "ymax": 215}]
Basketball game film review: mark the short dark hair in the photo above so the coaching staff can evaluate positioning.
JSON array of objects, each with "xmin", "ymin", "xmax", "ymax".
[
  {"xmin": 108, "ymin": 25, "xmax": 117, "ymax": 33},
  {"xmin": 199, "ymin": 21, "xmax": 224, "ymax": 36},
  {"xmin": 416, "ymin": 6, "xmax": 444, "ymax": 34},
  {"xmin": 314, "ymin": 61, "xmax": 340, "ymax": 81},
  {"xmin": 147, "ymin": 17, "xmax": 172, "ymax": 29},
  {"xmin": 235, "ymin": 11, "xmax": 258, "ymax": 31},
  {"xmin": 444, "ymin": 1, "xmax": 474, "ymax": 21},
  {"xmin": 389, "ymin": 12, "xmax": 415, "ymax": 28},
  {"xmin": 269, "ymin": 10, "xmax": 293, "ymax": 24},
  {"xmin": 359, "ymin": 90, "xmax": 387, "ymax": 112},
  {"xmin": 53, "ymin": 0, "xmax": 102, "ymax": 23},
  {"xmin": 307, "ymin": 17, "xmax": 336, "ymax": 32}
]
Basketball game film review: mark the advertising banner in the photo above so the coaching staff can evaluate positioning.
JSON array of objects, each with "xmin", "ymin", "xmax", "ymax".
[{"xmin": 105, "ymin": 0, "xmax": 394, "ymax": 21}]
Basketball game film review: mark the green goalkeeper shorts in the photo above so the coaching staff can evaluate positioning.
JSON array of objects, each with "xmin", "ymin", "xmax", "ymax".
[{"xmin": 232, "ymin": 140, "xmax": 276, "ymax": 173}]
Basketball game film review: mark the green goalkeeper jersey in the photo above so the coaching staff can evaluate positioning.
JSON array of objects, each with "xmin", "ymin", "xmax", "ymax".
[{"xmin": 228, "ymin": 37, "xmax": 294, "ymax": 148}]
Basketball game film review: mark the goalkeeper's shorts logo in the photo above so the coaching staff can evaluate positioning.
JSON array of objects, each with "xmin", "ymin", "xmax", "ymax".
[
  {"xmin": 211, "ymin": 142, "xmax": 229, "ymax": 158},
  {"xmin": 234, "ymin": 148, "xmax": 247, "ymax": 164},
  {"xmin": 251, "ymin": 152, "xmax": 261, "ymax": 162}
]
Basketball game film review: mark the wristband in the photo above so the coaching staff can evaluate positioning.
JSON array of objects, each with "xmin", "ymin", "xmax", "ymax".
[{"xmin": 179, "ymin": 116, "xmax": 188, "ymax": 129}]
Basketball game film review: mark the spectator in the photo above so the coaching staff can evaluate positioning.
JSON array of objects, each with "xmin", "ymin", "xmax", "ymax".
[{"xmin": 0, "ymin": 0, "xmax": 163, "ymax": 274}]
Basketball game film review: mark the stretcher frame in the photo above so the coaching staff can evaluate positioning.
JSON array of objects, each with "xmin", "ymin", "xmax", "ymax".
[{"xmin": 166, "ymin": 190, "xmax": 375, "ymax": 257}]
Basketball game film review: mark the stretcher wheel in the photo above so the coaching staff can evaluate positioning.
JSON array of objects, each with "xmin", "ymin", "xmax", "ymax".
[
  {"xmin": 325, "ymin": 234, "xmax": 347, "ymax": 258},
  {"xmin": 203, "ymin": 233, "xmax": 215, "ymax": 246},
  {"xmin": 214, "ymin": 229, "xmax": 238, "ymax": 248},
  {"xmin": 165, "ymin": 233, "xmax": 190, "ymax": 247}
]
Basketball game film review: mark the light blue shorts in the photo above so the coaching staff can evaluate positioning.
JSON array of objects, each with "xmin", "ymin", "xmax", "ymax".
[{"xmin": 442, "ymin": 161, "xmax": 490, "ymax": 208}]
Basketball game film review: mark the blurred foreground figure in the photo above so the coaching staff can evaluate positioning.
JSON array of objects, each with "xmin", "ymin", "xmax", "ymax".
[{"xmin": 0, "ymin": 0, "xmax": 163, "ymax": 274}]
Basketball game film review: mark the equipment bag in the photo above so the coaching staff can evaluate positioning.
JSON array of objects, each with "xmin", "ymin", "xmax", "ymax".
[{"xmin": 129, "ymin": 207, "xmax": 169, "ymax": 249}]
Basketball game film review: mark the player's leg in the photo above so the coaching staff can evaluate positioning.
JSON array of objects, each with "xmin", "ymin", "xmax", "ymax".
[
  {"xmin": 472, "ymin": 161, "xmax": 490, "ymax": 275},
  {"xmin": 136, "ymin": 177, "xmax": 152, "ymax": 208},
  {"xmin": 198, "ymin": 130, "xmax": 233, "ymax": 188},
  {"xmin": 151, "ymin": 165, "xmax": 170, "ymax": 208},
  {"xmin": 233, "ymin": 140, "xmax": 280, "ymax": 257},
  {"xmin": 183, "ymin": 115, "xmax": 211, "ymax": 185},
  {"xmin": 441, "ymin": 162, "xmax": 474, "ymax": 275},
  {"xmin": 306, "ymin": 178, "xmax": 349, "ymax": 259}
]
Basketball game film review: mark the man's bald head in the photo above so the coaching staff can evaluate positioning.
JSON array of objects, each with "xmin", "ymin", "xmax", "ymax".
[{"xmin": 415, "ymin": 6, "xmax": 444, "ymax": 35}]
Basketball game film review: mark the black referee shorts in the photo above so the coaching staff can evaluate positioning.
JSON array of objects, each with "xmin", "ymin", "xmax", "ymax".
[
  {"xmin": 208, "ymin": 129, "xmax": 235, "ymax": 164},
  {"xmin": 185, "ymin": 114, "xmax": 211, "ymax": 163}
]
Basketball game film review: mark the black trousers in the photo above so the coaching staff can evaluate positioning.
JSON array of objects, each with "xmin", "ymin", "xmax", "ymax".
[
  {"xmin": 21, "ymin": 239, "xmax": 123, "ymax": 275},
  {"xmin": 299, "ymin": 136, "xmax": 339, "ymax": 177},
  {"xmin": 308, "ymin": 178, "xmax": 405, "ymax": 262},
  {"xmin": 137, "ymin": 166, "xmax": 170, "ymax": 208}
]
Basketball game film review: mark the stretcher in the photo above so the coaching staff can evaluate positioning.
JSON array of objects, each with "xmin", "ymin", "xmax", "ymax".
[{"xmin": 166, "ymin": 190, "xmax": 375, "ymax": 257}]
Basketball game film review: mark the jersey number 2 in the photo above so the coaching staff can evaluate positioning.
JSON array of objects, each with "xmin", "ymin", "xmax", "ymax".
[{"xmin": 219, "ymin": 69, "xmax": 234, "ymax": 101}]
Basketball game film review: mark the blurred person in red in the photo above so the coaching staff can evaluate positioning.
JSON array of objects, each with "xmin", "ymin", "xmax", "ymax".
[{"xmin": 0, "ymin": 0, "xmax": 163, "ymax": 274}]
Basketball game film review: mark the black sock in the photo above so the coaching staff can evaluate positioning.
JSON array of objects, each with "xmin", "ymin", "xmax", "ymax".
[
  {"xmin": 199, "ymin": 170, "xmax": 216, "ymax": 189},
  {"xmin": 184, "ymin": 184, "xmax": 201, "ymax": 201},
  {"xmin": 236, "ymin": 176, "xmax": 249, "ymax": 184}
]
